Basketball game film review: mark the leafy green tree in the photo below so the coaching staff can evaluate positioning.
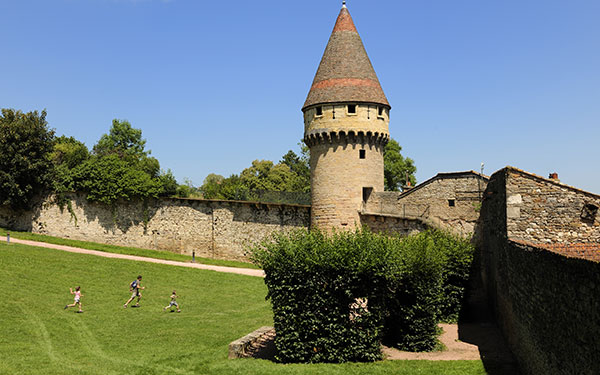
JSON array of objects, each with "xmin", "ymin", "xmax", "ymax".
[
  {"xmin": 74, "ymin": 119, "xmax": 176, "ymax": 204},
  {"xmin": 384, "ymin": 138, "xmax": 416, "ymax": 191},
  {"xmin": 200, "ymin": 173, "xmax": 225, "ymax": 199},
  {"xmin": 51, "ymin": 136, "xmax": 90, "ymax": 196},
  {"xmin": 51, "ymin": 136, "xmax": 89, "ymax": 169},
  {"xmin": 93, "ymin": 119, "xmax": 147, "ymax": 159},
  {"xmin": 240, "ymin": 160, "xmax": 298, "ymax": 192},
  {"xmin": 0, "ymin": 109, "xmax": 55, "ymax": 209},
  {"xmin": 280, "ymin": 147, "xmax": 310, "ymax": 193}
]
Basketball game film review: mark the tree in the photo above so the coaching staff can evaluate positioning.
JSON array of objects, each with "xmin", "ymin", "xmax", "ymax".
[
  {"xmin": 0, "ymin": 109, "xmax": 55, "ymax": 209},
  {"xmin": 384, "ymin": 138, "xmax": 416, "ymax": 191},
  {"xmin": 199, "ymin": 174, "xmax": 225, "ymax": 199},
  {"xmin": 74, "ymin": 119, "xmax": 176, "ymax": 204},
  {"xmin": 93, "ymin": 119, "xmax": 147, "ymax": 159},
  {"xmin": 280, "ymin": 147, "xmax": 310, "ymax": 193}
]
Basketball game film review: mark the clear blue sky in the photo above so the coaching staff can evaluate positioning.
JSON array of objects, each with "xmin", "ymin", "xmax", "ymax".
[{"xmin": 2, "ymin": 0, "xmax": 599, "ymax": 194}]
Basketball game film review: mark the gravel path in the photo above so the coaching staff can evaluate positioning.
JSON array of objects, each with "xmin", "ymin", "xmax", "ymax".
[{"xmin": 0, "ymin": 236, "xmax": 265, "ymax": 278}]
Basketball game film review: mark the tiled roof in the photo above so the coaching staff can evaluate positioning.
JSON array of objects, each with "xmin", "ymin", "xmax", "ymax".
[
  {"xmin": 511, "ymin": 239, "xmax": 600, "ymax": 262},
  {"xmin": 302, "ymin": 6, "xmax": 389, "ymax": 110}
]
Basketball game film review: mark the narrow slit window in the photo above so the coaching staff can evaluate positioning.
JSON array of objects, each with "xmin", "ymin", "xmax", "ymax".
[
  {"xmin": 359, "ymin": 149, "xmax": 366, "ymax": 159},
  {"xmin": 378, "ymin": 106, "xmax": 384, "ymax": 117},
  {"xmin": 332, "ymin": 106, "xmax": 335, "ymax": 119},
  {"xmin": 448, "ymin": 199, "xmax": 455, "ymax": 207},
  {"xmin": 348, "ymin": 104, "xmax": 356, "ymax": 114},
  {"xmin": 315, "ymin": 106, "xmax": 323, "ymax": 116}
]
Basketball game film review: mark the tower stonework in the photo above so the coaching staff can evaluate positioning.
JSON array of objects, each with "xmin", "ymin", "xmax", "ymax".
[{"xmin": 303, "ymin": 4, "xmax": 390, "ymax": 231}]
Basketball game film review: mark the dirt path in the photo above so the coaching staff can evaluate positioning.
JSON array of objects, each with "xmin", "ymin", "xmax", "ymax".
[{"xmin": 0, "ymin": 236, "xmax": 265, "ymax": 278}]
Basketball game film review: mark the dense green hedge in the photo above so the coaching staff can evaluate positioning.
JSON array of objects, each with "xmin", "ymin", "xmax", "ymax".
[{"xmin": 250, "ymin": 228, "xmax": 474, "ymax": 363}]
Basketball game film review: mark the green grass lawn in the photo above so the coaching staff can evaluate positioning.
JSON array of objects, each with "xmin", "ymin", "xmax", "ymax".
[
  {"xmin": 0, "ymin": 242, "xmax": 487, "ymax": 374},
  {"xmin": 0, "ymin": 226, "xmax": 259, "ymax": 269}
]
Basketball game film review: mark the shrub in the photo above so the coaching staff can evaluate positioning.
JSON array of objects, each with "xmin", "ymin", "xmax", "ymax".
[{"xmin": 249, "ymin": 228, "xmax": 475, "ymax": 362}]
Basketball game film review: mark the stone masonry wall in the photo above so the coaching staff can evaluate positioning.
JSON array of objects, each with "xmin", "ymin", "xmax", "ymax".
[
  {"xmin": 359, "ymin": 213, "xmax": 428, "ymax": 236},
  {"xmin": 477, "ymin": 167, "xmax": 600, "ymax": 375},
  {"xmin": 363, "ymin": 173, "xmax": 487, "ymax": 236},
  {"xmin": 0, "ymin": 193, "xmax": 310, "ymax": 261},
  {"xmin": 505, "ymin": 168, "xmax": 600, "ymax": 243}
]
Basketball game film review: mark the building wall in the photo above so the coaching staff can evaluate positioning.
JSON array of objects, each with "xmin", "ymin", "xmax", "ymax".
[
  {"xmin": 363, "ymin": 174, "xmax": 487, "ymax": 235},
  {"xmin": 308, "ymin": 136, "xmax": 385, "ymax": 230},
  {"xmin": 505, "ymin": 168, "xmax": 600, "ymax": 243},
  {"xmin": 359, "ymin": 213, "xmax": 428, "ymax": 236},
  {"xmin": 0, "ymin": 193, "xmax": 310, "ymax": 261},
  {"xmin": 477, "ymin": 167, "xmax": 600, "ymax": 375}
]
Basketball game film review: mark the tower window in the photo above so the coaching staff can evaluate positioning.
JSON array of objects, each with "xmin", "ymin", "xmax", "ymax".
[
  {"xmin": 363, "ymin": 187, "xmax": 373, "ymax": 202},
  {"xmin": 347, "ymin": 104, "xmax": 356, "ymax": 114},
  {"xmin": 315, "ymin": 106, "xmax": 323, "ymax": 117},
  {"xmin": 377, "ymin": 106, "xmax": 384, "ymax": 117},
  {"xmin": 359, "ymin": 149, "xmax": 366, "ymax": 159},
  {"xmin": 448, "ymin": 199, "xmax": 455, "ymax": 207}
]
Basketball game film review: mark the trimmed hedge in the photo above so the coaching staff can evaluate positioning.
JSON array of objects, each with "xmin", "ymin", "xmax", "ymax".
[{"xmin": 249, "ymin": 228, "xmax": 474, "ymax": 363}]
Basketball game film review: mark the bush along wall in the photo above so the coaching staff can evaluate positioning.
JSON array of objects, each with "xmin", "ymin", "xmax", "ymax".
[{"xmin": 249, "ymin": 228, "xmax": 474, "ymax": 363}]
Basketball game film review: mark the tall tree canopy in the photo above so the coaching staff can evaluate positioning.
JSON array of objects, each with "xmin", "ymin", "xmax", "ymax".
[
  {"xmin": 384, "ymin": 138, "xmax": 417, "ymax": 191},
  {"xmin": 52, "ymin": 119, "xmax": 177, "ymax": 205},
  {"xmin": 0, "ymin": 109, "xmax": 55, "ymax": 209}
]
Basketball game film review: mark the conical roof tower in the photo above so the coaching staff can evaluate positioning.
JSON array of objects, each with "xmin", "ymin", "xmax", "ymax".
[
  {"xmin": 303, "ymin": 3, "xmax": 391, "ymax": 231},
  {"xmin": 303, "ymin": 3, "xmax": 389, "ymax": 110}
]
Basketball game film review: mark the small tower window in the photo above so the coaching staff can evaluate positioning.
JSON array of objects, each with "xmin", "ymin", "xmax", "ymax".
[
  {"xmin": 347, "ymin": 104, "xmax": 356, "ymax": 114},
  {"xmin": 377, "ymin": 106, "xmax": 384, "ymax": 117},
  {"xmin": 359, "ymin": 149, "xmax": 366, "ymax": 159},
  {"xmin": 315, "ymin": 106, "xmax": 323, "ymax": 117},
  {"xmin": 363, "ymin": 187, "xmax": 373, "ymax": 202},
  {"xmin": 448, "ymin": 199, "xmax": 455, "ymax": 207}
]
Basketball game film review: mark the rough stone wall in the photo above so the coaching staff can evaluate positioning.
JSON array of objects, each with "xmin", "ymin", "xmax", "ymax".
[
  {"xmin": 505, "ymin": 168, "xmax": 600, "ymax": 243},
  {"xmin": 0, "ymin": 193, "xmax": 310, "ymax": 261},
  {"xmin": 359, "ymin": 213, "xmax": 428, "ymax": 236},
  {"xmin": 476, "ymin": 167, "xmax": 600, "ymax": 375},
  {"xmin": 363, "ymin": 174, "xmax": 487, "ymax": 235},
  {"xmin": 309, "ymin": 138, "xmax": 385, "ymax": 231}
]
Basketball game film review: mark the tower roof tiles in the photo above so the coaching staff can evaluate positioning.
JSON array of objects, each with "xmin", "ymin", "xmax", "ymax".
[{"xmin": 303, "ymin": 6, "xmax": 389, "ymax": 111}]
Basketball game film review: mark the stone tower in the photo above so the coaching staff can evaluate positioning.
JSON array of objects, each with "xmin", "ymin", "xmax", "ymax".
[{"xmin": 303, "ymin": 3, "xmax": 390, "ymax": 231}]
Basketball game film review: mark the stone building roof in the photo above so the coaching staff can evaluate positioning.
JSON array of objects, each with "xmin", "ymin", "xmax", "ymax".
[
  {"xmin": 502, "ymin": 166, "xmax": 600, "ymax": 199},
  {"xmin": 302, "ymin": 5, "xmax": 389, "ymax": 111},
  {"xmin": 398, "ymin": 171, "xmax": 489, "ymax": 199}
]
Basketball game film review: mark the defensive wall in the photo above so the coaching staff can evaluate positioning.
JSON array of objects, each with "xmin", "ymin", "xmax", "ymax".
[
  {"xmin": 0, "ymin": 193, "xmax": 310, "ymax": 261},
  {"xmin": 362, "ymin": 171, "xmax": 487, "ymax": 236},
  {"xmin": 476, "ymin": 166, "xmax": 600, "ymax": 375}
]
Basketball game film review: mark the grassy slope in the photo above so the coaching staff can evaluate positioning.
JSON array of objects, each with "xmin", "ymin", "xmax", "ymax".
[
  {"xmin": 0, "ymin": 226, "xmax": 259, "ymax": 269},
  {"xmin": 0, "ymin": 242, "xmax": 486, "ymax": 375}
]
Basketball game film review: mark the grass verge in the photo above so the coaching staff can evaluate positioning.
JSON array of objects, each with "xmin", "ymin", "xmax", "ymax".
[
  {"xmin": 0, "ymin": 242, "xmax": 488, "ymax": 374},
  {"xmin": 0, "ymin": 226, "xmax": 258, "ymax": 269}
]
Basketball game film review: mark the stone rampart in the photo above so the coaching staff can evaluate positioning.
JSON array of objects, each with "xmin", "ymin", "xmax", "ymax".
[
  {"xmin": 477, "ymin": 166, "xmax": 600, "ymax": 374},
  {"xmin": 0, "ymin": 193, "xmax": 310, "ymax": 261}
]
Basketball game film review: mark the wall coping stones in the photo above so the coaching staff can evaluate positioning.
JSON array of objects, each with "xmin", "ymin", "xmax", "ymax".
[{"xmin": 228, "ymin": 326, "xmax": 276, "ymax": 359}]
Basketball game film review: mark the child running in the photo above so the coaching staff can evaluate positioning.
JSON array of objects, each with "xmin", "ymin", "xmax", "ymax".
[
  {"xmin": 64, "ymin": 286, "xmax": 83, "ymax": 313},
  {"xmin": 163, "ymin": 290, "xmax": 181, "ymax": 313},
  {"xmin": 124, "ymin": 275, "xmax": 145, "ymax": 308}
]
